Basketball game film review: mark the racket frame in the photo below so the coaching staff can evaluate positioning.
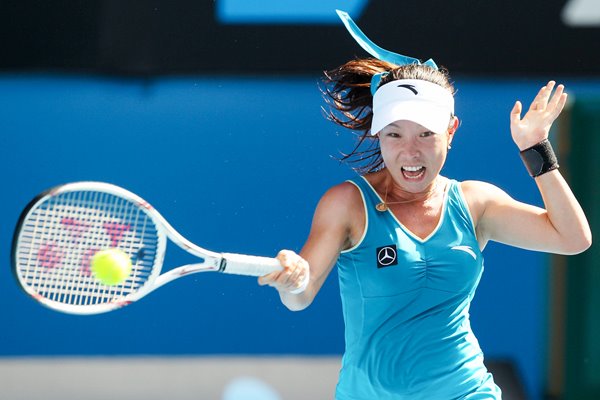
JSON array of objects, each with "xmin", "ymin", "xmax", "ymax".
[{"xmin": 11, "ymin": 182, "xmax": 282, "ymax": 315}]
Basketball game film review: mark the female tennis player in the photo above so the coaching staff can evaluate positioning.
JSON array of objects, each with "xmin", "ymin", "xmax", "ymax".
[{"xmin": 259, "ymin": 11, "xmax": 592, "ymax": 400}]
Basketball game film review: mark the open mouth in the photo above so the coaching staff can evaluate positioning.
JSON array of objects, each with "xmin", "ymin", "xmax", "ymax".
[{"xmin": 401, "ymin": 166, "xmax": 426, "ymax": 180}]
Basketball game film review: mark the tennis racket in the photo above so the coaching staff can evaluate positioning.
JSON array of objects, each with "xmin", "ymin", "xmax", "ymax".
[{"xmin": 11, "ymin": 181, "xmax": 291, "ymax": 315}]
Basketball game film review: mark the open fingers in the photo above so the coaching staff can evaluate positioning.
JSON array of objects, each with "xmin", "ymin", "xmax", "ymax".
[
  {"xmin": 546, "ymin": 84, "xmax": 567, "ymax": 118},
  {"xmin": 554, "ymin": 92, "xmax": 568, "ymax": 119},
  {"xmin": 510, "ymin": 101, "xmax": 522, "ymax": 126},
  {"xmin": 529, "ymin": 81, "xmax": 555, "ymax": 112}
]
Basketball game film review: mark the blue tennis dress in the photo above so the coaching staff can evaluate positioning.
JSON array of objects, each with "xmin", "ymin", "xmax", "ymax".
[{"xmin": 335, "ymin": 176, "xmax": 502, "ymax": 400}]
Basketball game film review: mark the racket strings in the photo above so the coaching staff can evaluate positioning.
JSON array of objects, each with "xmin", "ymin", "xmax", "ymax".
[{"xmin": 16, "ymin": 190, "xmax": 160, "ymax": 306}]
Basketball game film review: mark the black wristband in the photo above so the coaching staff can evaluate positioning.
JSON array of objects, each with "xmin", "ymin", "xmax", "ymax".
[{"xmin": 519, "ymin": 139, "xmax": 559, "ymax": 177}]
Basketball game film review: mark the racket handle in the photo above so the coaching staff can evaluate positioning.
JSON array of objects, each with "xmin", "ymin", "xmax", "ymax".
[{"xmin": 221, "ymin": 253, "xmax": 283, "ymax": 277}]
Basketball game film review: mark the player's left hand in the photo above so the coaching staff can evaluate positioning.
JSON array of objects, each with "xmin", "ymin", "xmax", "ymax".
[{"xmin": 510, "ymin": 81, "xmax": 568, "ymax": 151}]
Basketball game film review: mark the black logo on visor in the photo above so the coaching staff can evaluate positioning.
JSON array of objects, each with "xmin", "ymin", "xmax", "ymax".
[
  {"xmin": 376, "ymin": 245, "xmax": 398, "ymax": 268},
  {"xmin": 397, "ymin": 84, "xmax": 418, "ymax": 95}
]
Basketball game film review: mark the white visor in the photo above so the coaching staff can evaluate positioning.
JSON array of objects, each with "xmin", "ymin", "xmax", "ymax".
[{"xmin": 371, "ymin": 79, "xmax": 454, "ymax": 135}]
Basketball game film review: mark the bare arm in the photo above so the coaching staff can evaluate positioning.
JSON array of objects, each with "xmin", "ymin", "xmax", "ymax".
[
  {"xmin": 467, "ymin": 175, "xmax": 590, "ymax": 254},
  {"xmin": 258, "ymin": 182, "xmax": 362, "ymax": 311},
  {"xmin": 469, "ymin": 81, "xmax": 591, "ymax": 254}
]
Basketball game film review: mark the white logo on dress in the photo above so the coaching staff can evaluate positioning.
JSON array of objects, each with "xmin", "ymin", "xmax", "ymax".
[
  {"xmin": 451, "ymin": 245, "xmax": 477, "ymax": 260},
  {"xmin": 377, "ymin": 246, "xmax": 397, "ymax": 266}
]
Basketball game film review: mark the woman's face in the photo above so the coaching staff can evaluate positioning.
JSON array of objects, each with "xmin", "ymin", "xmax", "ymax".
[{"xmin": 378, "ymin": 119, "xmax": 455, "ymax": 192}]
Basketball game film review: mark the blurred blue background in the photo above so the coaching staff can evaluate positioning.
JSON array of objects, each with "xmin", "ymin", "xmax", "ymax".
[{"xmin": 2, "ymin": 75, "xmax": 599, "ymax": 399}]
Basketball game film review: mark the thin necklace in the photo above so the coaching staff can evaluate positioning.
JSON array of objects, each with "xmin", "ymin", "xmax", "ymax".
[{"xmin": 375, "ymin": 179, "xmax": 440, "ymax": 212}]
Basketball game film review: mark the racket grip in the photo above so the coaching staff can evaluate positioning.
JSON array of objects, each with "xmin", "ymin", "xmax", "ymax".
[{"xmin": 221, "ymin": 253, "xmax": 283, "ymax": 277}]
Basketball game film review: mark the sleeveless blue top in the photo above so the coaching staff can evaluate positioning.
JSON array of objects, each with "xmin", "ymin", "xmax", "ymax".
[{"xmin": 335, "ymin": 176, "xmax": 501, "ymax": 400}]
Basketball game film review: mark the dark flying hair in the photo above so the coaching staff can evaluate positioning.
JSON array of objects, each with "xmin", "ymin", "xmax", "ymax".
[{"xmin": 322, "ymin": 58, "xmax": 455, "ymax": 174}]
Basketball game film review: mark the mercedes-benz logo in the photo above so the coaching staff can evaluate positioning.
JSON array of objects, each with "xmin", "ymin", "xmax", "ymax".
[{"xmin": 377, "ymin": 246, "xmax": 397, "ymax": 266}]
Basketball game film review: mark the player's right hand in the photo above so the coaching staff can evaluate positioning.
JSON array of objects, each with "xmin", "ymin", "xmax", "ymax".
[{"xmin": 258, "ymin": 250, "xmax": 310, "ymax": 294}]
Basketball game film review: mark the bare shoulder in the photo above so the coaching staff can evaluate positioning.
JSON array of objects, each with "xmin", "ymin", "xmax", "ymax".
[
  {"xmin": 310, "ymin": 180, "xmax": 365, "ymax": 250},
  {"xmin": 317, "ymin": 180, "xmax": 364, "ymax": 218},
  {"xmin": 460, "ymin": 180, "xmax": 512, "ymax": 202},
  {"xmin": 459, "ymin": 180, "xmax": 513, "ymax": 224},
  {"xmin": 323, "ymin": 180, "xmax": 363, "ymax": 200}
]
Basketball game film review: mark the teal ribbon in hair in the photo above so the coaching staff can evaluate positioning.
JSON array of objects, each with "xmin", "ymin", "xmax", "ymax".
[{"xmin": 336, "ymin": 9, "xmax": 438, "ymax": 95}]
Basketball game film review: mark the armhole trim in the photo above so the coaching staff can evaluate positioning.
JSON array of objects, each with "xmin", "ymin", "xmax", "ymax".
[
  {"xmin": 456, "ymin": 181, "xmax": 478, "ymax": 239},
  {"xmin": 341, "ymin": 180, "xmax": 368, "ymax": 254}
]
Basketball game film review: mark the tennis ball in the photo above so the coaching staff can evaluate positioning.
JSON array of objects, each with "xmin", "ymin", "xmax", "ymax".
[{"xmin": 91, "ymin": 249, "xmax": 132, "ymax": 286}]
